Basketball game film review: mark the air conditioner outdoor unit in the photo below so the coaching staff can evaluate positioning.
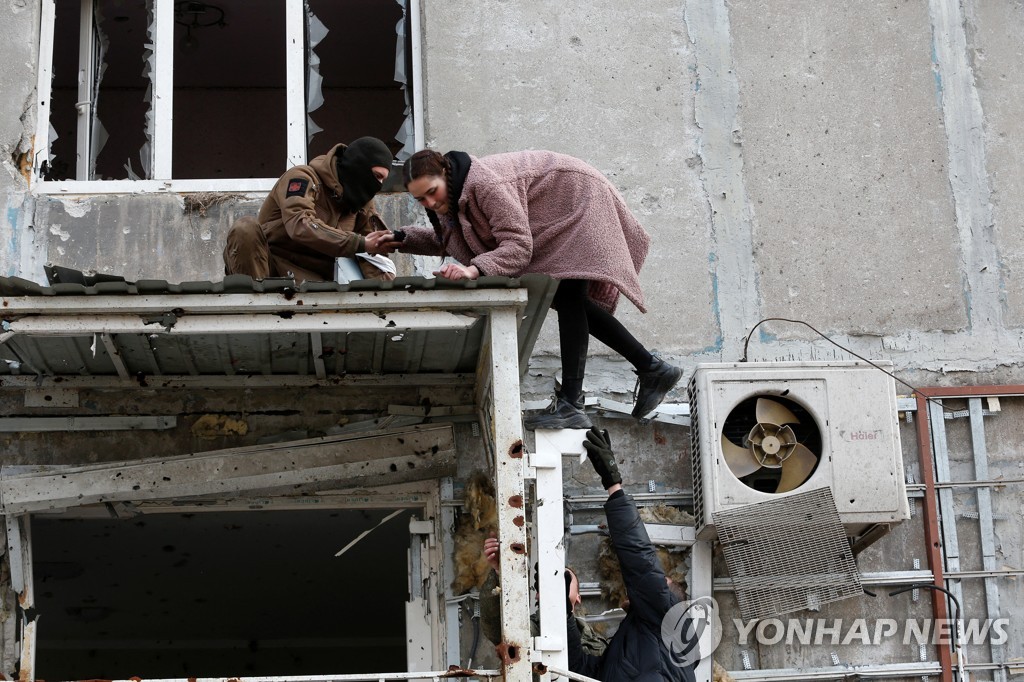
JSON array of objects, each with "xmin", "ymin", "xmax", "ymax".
[{"xmin": 688, "ymin": 361, "xmax": 910, "ymax": 541}]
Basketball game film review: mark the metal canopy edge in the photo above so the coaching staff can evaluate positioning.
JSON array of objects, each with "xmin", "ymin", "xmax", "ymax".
[{"xmin": 0, "ymin": 273, "xmax": 556, "ymax": 383}]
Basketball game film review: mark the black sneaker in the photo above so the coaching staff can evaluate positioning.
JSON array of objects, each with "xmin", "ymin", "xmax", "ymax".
[
  {"xmin": 631, "ymin": 357, "xmax": 683, "ymax": 419},
  {"xmin": 524, "ymin": 395, "xmax": 592, "ymax": 430}
]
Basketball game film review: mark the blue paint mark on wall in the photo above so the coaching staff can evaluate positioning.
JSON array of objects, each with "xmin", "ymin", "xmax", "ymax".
[
  {"xmin": 930, "ymin": 41, "xmax": 943, "ymax": 109},
  {"xmin": 6, "ymin": 206, "xmax": 19, "ymax": 277},
  {"xmin": 703, "ymin": 252, "xmax": 724, "ymax": 354}
]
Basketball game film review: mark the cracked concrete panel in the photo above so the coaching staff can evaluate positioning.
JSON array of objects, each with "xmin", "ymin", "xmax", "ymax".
[
  {"xmin": 27, "ymin": 192, "xmax": 423, "ymax": 284},
  {"xmin": 730, "ymin": 1, "xmax": 966, "ymax": 335},
  {"xmin": 422, "ymin": 0, "xmax": 715, "ymax": 359},
  {"xmin": 32, "ymin": 194, "xmax": 263, "ymax": 282},
  {"xmin": 970, "ymin": 2, "xmax": 1024, "ymax": 327}
]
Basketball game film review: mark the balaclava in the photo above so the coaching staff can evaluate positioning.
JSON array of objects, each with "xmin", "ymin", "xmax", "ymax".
[{"xmin": 335, "ymin": 137, "xmax": 393, "ymax": 212}]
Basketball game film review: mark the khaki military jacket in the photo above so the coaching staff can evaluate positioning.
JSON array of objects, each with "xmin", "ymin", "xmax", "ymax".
[{"xmin": 258, "ymin": 143, "xmax": 390, "ymax": 281}]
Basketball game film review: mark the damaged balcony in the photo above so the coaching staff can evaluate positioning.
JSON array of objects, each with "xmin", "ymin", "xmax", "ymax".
[{"xmin": 0, "ymin": 271, "xmax": 556, "ymax": 681}]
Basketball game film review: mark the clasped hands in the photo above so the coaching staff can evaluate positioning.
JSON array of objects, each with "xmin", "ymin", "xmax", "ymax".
[{"xmin": 363, "ymin": 229, "xmax": 481, "ymax": 280}]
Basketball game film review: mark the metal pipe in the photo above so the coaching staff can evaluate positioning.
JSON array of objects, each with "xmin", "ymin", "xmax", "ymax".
[{"xmin": 890, "ymin": 584, "xmax": 966, "ymax": 682}]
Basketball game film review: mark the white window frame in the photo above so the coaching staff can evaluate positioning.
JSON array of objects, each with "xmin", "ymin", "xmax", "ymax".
[{"xmin": 31, "ymin": 0, "xmax": 424, "ymax": 195}]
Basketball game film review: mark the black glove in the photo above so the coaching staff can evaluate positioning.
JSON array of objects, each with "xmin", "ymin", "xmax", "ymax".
[{"xmin": 583, "ymin": 427, "xmax": 622, "ymax": 490}]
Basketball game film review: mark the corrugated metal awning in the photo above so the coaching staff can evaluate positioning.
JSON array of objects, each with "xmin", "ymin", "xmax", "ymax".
[{"xmin": 0, "ymin": 271, "xmax": 557, "ymax": 388}]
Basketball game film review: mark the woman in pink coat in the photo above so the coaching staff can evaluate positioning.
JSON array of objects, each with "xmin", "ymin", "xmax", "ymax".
[{"xmin": 392, "ymin": 149, "xmax": 682, "ymax": 428}]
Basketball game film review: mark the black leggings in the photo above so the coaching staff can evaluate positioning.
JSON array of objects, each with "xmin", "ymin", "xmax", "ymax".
[{"xmin": 550, "ymin": 279, "xmax": 652, "ymax": 403}]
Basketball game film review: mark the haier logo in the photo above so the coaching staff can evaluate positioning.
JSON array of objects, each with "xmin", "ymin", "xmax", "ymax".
[{"xmin": 841, "ymin": 429, "xmax": 882, "ymax": 441}]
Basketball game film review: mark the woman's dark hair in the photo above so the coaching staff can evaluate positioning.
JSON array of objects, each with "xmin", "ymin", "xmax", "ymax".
[
  {"xmin": 402, "ymin": 149, "xmax": 449, "ymax": 185},
  {"xmin": 402, "ymin": 149, "xmax": 454, "ymax": 238}
]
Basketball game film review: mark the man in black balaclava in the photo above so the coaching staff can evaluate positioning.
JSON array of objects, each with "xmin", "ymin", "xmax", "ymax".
[{"xmin": 223, "ymin": 137, "xmax": 396, "ymax": 283}]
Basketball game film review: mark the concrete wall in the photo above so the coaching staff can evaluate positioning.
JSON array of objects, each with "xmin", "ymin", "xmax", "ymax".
[{"xmin": 422, "ymin": 0, "xmax": 1024, "ymax": 395}]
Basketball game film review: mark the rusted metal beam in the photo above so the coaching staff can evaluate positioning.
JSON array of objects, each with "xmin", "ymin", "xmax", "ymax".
[
  {"xmin": 917, "ymin": 385, "xmax": 1024, "ymax": 398},
  {"xmin": 914, "ymin": 392, "xmax": 954, "ymax": 682}
]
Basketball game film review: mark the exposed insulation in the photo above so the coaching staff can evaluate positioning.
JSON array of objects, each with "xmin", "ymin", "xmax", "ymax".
[
  {"xmin": 640, "ymin": 503, "xmax": 695, "ymax": 526},
  {"xmin": 190, "ymin": 414, "xmax": 248, "ymax": 439},
  {"xmin": 713, "ymin": 660, "xmax": 735, "ymax": 682},
  {"xmin": 182, "ymin": 192, "xmax": 244, "ymax": 217},
  {"xmin": 451, "ymin": 470, "xmax": 497, "ymax": 594}
]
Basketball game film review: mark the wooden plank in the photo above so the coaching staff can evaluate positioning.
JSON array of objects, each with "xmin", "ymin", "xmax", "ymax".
[
  {"xmin": 0, "ymin": 424, "xmax": 455, "ymax": 514},
  {"xmin": 0, "ymin": 416, "xmax": 176, "ymax": 432}
]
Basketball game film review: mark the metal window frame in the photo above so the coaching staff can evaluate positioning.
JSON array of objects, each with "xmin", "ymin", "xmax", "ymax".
[
  {"xmin": 74, "ymin": 0, "xmax": 96, "ymax": 180},
  {"xmin": 31, "ymin": 0, "xmax": 423, "ymax": 193}
]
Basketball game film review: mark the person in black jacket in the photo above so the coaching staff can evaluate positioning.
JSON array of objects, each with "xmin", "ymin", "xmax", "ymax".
[{"xmin": 574, "ymin": 427, "xmax": 699, "ymax": 681}]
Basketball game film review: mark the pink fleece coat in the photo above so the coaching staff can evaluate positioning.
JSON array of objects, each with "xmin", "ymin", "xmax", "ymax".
[{"xmin": 401, "ymin": 151, "xmax": 651, "ymax": 313}]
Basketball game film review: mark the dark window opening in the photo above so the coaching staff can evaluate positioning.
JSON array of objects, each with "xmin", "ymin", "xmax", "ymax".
[
  {"xmin": 172, "ymin": 0, "xmax": 287, "ymax": 179},
  {"xmin": 34, "ymin": 508, "xmax": 411, "ymax": 678},
  {"xmin": 305, "ymin": 0, "xmax": 409, "ymax": 161},
  {"xmin": 48, "ymin": 0, "xmax": 152, "ymax": 181}
]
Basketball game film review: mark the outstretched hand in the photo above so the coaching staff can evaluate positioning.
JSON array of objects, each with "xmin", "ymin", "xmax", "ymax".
[
  {"xmin": 483, "ymin": 535, "xmax": 500, "ymax": 573},
  {"xmin": 583, "ymin": 427, "xmax": 622, "ymax": 490}
]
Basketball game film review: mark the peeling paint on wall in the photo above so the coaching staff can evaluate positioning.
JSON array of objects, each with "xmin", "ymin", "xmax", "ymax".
[
  {"xmin": 684, "ymin": 0, "xmax": 759, "ymax": 359},
  {"xmin": 927, "ymin": 0, "xmax": 1001, "ymax": 333},
  {"xmin": 3, "ymin": 193, "xmax": 43, "ymax": 281}
]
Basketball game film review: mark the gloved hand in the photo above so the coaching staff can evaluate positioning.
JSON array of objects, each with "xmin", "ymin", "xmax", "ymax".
[{"xmin": 583, "ymin": 427, "xmax": 622, "ymax": 490}]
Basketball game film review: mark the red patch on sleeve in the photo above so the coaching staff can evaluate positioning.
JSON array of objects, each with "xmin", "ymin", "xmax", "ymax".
[{"xmin": 286, "ymin": 178, "xmax": 309, "ymax": 197}]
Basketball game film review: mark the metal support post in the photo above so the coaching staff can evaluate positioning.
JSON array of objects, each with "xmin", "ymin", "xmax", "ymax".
[
  {"xmin": 690, "ymin": 540, "xmax": 714, "ymax": 682},
  {"xmin": 439, "ymin": 478, "xmax": 462, "ymax": 667},
  {"xmin": 531, "ymin": 429, "xmax": 587, "ymax": 674},
  {"xmin": 926, "ymin": 399, "xmax": 966, "ymax": 655},
  {"xmin": 485, "ymin": 308, "xmax": 531, "ymax": 682},
  {"xmin": 6, "ymin": 516, "xmax": 35, "ymax": 682},
  {"xmin": 967, "ymin": 398, "xmax": 1005, "ymax": 682}
]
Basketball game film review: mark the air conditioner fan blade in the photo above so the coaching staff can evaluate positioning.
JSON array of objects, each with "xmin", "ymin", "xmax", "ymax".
[
  {"xmin": 775, "ymin": 443, "xmax": 818, "ymax": 493},
  {"xmin": 756, "ymin": 397, "xmax": 800, "ymax": 427},
  {"xmin": 721, "ymin": 434, "xmax": 762, "ymax": 478}
]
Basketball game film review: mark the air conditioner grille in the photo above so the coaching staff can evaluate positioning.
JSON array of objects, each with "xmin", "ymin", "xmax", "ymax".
[
  {"xmin": 715, "ymin": 487, "xmax": 863, "ymax": 621},
  {"xmin": 687, "ymin": 374, "xmax": 704, "ymax": 530}
]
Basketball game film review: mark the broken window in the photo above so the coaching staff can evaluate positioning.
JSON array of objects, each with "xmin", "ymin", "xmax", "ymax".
[{"xmin": 37, "ymin": 0, "xmax": 418, "ymax": 190}]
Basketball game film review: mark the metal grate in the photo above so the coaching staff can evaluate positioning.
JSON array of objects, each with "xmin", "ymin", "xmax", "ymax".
[
  {"xmin": 687, "ymin": 374, "xmax": 704, "ymax": 530},
  {"xmin": 715, "ymin": 487, "xmax": 863, "ymax": 620}
]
